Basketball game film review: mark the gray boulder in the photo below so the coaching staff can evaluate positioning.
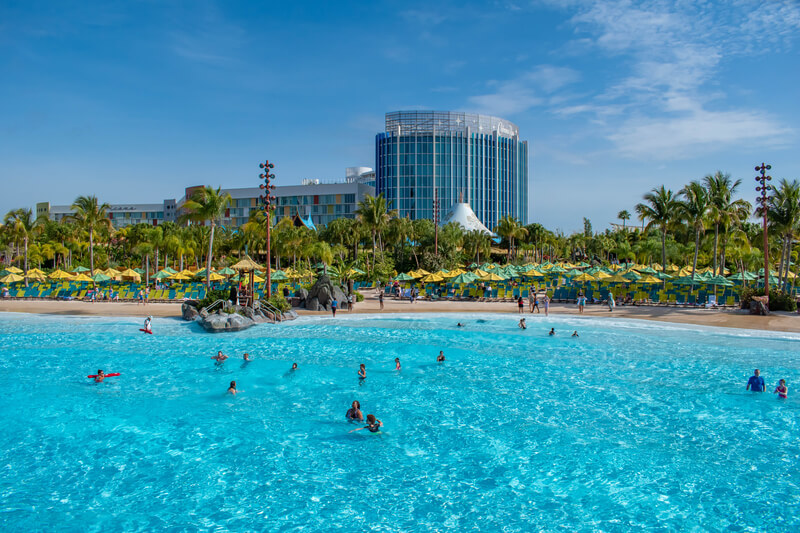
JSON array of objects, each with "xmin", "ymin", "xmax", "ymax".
[
  {"xmin": 182, "ymin": 302, "xmax": 199, "ymax": 321},
  {"xmin": 305, "ymin": 274, "xmax": 349, "ymax": 311},
  {"xmin": 306, "ymin": 297, "xmax": 321, "ymax": 311}
]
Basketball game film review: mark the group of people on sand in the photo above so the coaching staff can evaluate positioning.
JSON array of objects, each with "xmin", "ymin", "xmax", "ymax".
[
  {"xmin": 746, "ymin": 368, "xmax": 788, "ymax": 398},
  {"xmin": 519, "ymin": 293, "xmax": 550, "ymax": 316}
]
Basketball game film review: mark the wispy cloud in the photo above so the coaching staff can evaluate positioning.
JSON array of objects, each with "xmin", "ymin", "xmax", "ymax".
[{"xmin": 466, "ymin": 65, "xmax": 580, "ymax": 116}]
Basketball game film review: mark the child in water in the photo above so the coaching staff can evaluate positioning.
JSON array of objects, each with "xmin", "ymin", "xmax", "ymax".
[
  {"xmin": 774, "ymin": 379, "xmax": 788, "ymax": 399},
  {"xmin": 549, "ymin": 328, "xmax": 555, "ymax": 336},
  {"xmin": 143, "ymin": 316, "xmax": 152, "ymax": 333},
  {"xmin": 350, "ymin": 414, "xmax": 382, "ymax": 433},
  {"xmin": 94, "ymin": 370, "xmax": 106, "ymax": 383}
]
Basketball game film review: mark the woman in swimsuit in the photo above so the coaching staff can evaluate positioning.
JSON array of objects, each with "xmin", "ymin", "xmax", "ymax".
[
  {"xmin": 774, "ymin": 379, "xmax": 788, "ymax": 399},
  {"xmin": 358, "ymin": 364, "xmax": 366, "ymax": 380},
  {"xmin": 346, "ymin": 400, "xmax": 364, "ymax": 421},
  {"xmin": 437, "ymin": 351, "xmax": 445, "ymax": 362},
  {"xmin": 350, "ymin": 414, "xmax": 382, "ymax": 434},
  {"xmin": 395, "ymin": 358, "xmax": 401, "ymax": 370},
  {"xmin": 227, "ymin": 381, "xmax": 238, "ymax": 395}
]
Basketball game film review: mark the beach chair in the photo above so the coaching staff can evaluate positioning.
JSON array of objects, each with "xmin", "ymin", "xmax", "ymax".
[{"xmin": 705, "ymin": 295, "xmax": 717, "ymax": 308}]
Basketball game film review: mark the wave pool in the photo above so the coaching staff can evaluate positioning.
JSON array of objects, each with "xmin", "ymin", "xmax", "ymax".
[{"xmin": 0, "ymin": 312, "xmax": 798, "ymax": 530}]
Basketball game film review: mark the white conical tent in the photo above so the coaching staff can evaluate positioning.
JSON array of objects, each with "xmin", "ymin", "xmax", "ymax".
[{"xmin": 441, "ymin": 203, "xmax": 493, "ymax": 235}]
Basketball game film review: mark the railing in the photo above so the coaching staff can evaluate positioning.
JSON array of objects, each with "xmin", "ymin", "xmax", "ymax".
[
  {"xmin": 260, "ymin": 300, "xmax": 283, "ymax": 322},
  {"xmin": 204, "ymin": 299, "xmax": 226, "ymax": 313}
]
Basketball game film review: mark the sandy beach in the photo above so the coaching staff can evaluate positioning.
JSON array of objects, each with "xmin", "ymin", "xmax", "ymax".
[{"xmin": 1, "ymin": 294, "xmax": 799, "ymax": 333}]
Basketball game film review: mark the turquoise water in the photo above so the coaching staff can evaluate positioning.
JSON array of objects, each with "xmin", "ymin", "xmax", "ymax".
[{"xmin": 1, "ymin": 312, "xmax": 799, "ymax": 531}]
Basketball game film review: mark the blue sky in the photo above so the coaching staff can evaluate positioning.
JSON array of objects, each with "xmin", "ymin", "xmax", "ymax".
[{"xmin": 1, "ymin": 0, "xmax": 798, "ymax": 232}]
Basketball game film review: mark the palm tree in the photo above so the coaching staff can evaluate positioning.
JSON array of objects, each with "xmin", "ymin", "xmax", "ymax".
[
  {"xmin": 764, "ymin": 179, "xmax": 800, "ymax": 291},
  {"xmin": 617, "ymin": 210, "xmax": 631, "ymax": 231},
  {"xmin": 678, "ymin": 181, "xmax": 709, "ymax": 289},
  {"xmin": 180, "ymin": 186, "xmax": 232, "ymax": 286},
  {"xmin": 3, "ymin": 208, "xmax": 37, "ymax": 286},
  {"xmin": 462, "ymin": 229, "xmax": 491, "ymax": 264},
  {"xmin": 704, "ymin": 171, "xmax": 751, "ymax": 275},
  {"xmin": 69, "ymin": 196, "xmax": 111, "ymax": 276},
  {"xmin": 355, "ymin": 194, "xmax": 396, "ymax": 274},
  {"xmin": 494, "ymin": 215, "xmax": 527, "ymax": 262},
  {"xmin": 635, "ymin": 186, "xmax": 681, "ymax": 273}
]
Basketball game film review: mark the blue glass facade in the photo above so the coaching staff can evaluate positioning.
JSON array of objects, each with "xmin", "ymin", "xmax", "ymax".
[{"xmin": 375, "ymin": 111, "xmax": 528, "ymax": 230}]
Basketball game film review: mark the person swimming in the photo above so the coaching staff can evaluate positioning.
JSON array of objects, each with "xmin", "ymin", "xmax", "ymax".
[
  {"xmin": 350, "ymin": 413, "xmax": 382, "ymax": 433},
  {"xmin": 572, "ymin": 331, "xmax": 579, "ymax": 337},
  {"xmin": 212, "ymin": 351, "xmax": 228, "ymax": 362},
  {"xmin": 346, "ymin": 400, "xmax": 364, "ymax": 421},
  {"xmin": 395, "ymin": 358, "xmax": 401, "ymax": 370},
  {"xmin": 227, "ymin": 381, "xmax": 238, "ymax": 395},
  {"xmin": 94, "ymin": 370, "xmax": 106, "ymax": 383},
  {"xmin": 437, "ymin": 351, "xmax": 445, "ymax": 362},
  {"xmin": 291, "ymin": 362, "xmax": 298, "ymax": 371},
  {"xmin": 457, "ymin": 322, "xmax": 464, "ymax": 328},
  {"xmin": 358, "ymin": 363, "xmax": 366, "ymax": 379},
  {"xmin": 518, "ymin": 318, "xmax": 527, "ymax": 330},
  {"xmin": 548, "ymin": 328, "xmax": 555, "ymax": 336},
  {"xmin": 243, "ymin": 353, "xmax": 252, "ymax": 362}
]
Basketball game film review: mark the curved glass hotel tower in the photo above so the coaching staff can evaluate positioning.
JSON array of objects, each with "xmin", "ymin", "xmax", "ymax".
[{"xmin": 375, "ymin": 111, "xmax": 528, "ymax": 230}]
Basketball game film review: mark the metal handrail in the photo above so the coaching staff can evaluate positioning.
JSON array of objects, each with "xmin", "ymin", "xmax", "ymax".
[
  {"xmin": 260, "ymin": 300, "xmax": 283, "ymax": 321},
  {"xmin": 204, "ymin": 299, "xmax": 226, "ymax": 313}
]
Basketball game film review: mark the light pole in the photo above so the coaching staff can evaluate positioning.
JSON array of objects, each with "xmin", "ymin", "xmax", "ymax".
[
  {"xmin": 755, "ymin": 163, "xmax": 772, "ymax": 300},
  {"xmin": 260, "ymin": 160, "xmax": 276, "ymax": 299}
]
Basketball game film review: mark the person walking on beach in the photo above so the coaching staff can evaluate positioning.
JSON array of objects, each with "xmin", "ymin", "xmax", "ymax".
[
  {"xmin": 331, "ymin": 298, "xmax": 338, "ymax": 317},
  {"xmin": 543, "ymin": 294, "xmax": 550, "ymax": 317},
  {"xmin": 578, "ymin": 292, "xmax": 585, "ymax": 314},
  {"xmin": 532, "ymin": 294, "xmax": 540, "ymax": 313},
  {"xmin": 528, "ymin": 290, "xmax": 535, "ymax": 313},
  {"xmin": 348, "ymin": 293, "xmax": 354, "ymax": 312},
  {"xmin": 517, "ymin": 296, "xmax": 524, "ymax": 314},
  {"xmin": 144, "ymin": 286, "xmax": 150, "ymax": 306},
  {"xmin": 774, "ymin": 379, "xmax": 788, "ymax": 399},
  {"xmin": 378, "ymin": 290, "xmax": 384, "ymax": 310},
  {"xmin": 607, "ymin": 291, "xmax": 615, "ymax": 312},
  {"xmin": 746, "ymin": 369, "xmax": 765, "ymax": 392}
]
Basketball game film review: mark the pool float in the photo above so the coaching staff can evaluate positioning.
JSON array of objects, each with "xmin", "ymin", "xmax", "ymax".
[
  {"xmin": 139, "ymin": 329, "xmax": 153, "ymax": 334},
  {"xmin": 87, "ymin": 373, "xmax": 120, "ymax": 378}
]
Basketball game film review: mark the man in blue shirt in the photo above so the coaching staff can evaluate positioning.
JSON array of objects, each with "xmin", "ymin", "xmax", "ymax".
[{"xmin": 746, "ymin": 369, "xmax": 765, "ymax": 392}]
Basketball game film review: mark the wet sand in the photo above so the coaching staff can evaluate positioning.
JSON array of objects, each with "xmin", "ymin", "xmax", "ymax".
[{"xmin": 1, "ymin": 295, "xmax": 799, "ymax": 333}]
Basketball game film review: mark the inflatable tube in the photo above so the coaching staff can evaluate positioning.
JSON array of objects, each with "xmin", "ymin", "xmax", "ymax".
[
  {"xmin": 139, "ymin": 329, "xmax": 153, "ymax": 334},
  {"xmin": 87, "ymin": 373, "xmax": 120, "ymax": 378}
]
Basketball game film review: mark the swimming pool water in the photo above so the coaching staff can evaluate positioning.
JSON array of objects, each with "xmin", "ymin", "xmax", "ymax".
[{"xmin": 1, "ymin": 312, "xmax": 798, "ymax": 531}]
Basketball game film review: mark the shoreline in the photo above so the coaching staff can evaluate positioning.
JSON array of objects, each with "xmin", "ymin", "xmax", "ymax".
[{"xmin": 1, "ymin": 297, "xmax": 799, "ymax": 333}]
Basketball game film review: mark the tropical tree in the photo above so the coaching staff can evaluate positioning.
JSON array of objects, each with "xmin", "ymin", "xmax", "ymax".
[
  {"xmin": 3, "ymin": 208, "xmax": 37, "ymax": 286},
  {"xmin": 355, "ymin": 193, "xmax": 396, "ymax": 274},
  {"xmin": 69, "ymin": 195, "xmax": 111, "ymax": 276},
  {"xmin": 635, "ymin": 186, "xmax": 681, "ymax": 273},
  {"xmin": 617, "ymin": 210, "xmax": 631, "ymax": 231},
  {"xmin": 180, "ymin": 186, "xmax": 232, "ymax": 286},
  {"xmin": 764, "ymin": 179, "xmax": 800, "ymax": 291},
  {"xmin": 494, "ymin": 215, "xmax": 527, "ymax": 262},
  {"xmin": 462, "ymin": 229, "xmax": 491, "ymax": 264},
  {"xmin": 678, "ymin": 181, "xmax": 709, "ymax": 288}
]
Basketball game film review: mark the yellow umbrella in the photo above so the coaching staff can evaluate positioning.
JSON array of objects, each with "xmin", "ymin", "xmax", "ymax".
[
  {"xmin": 636, "ymin": 275, "xmax": 661, "ymax": 284},
  {"xmin": 522, "ymin": 268, "xmax": 544, "ymax": 277},
  {"xmin": 0, "ymin": 273, "xmax": 24, "ymax": 283},
  {"xmin": 119, "ymin": 269, "xmax": 142, "ymax": 281},
  {"xmin": 420, "ymin": 273, "xmax": 444, "ymax": 283},
  {"xmin": 478, "ymin": 272, "xmax": 507, "ymax": 282},
  {"xmin": 72, "ymin": 273, "xmax": 94, "ymax": 282},
  {"xmin": 572, "ymin": 273, "xmax": 597, "ymax": 282},
  {"xmin": 473, "ymin": 269, "xmax": 489, "ymax": 277},
  {"xmin": 594, "ymin": 271, "xmax": 612, "ymax": 279},
  {"xmin": 252, "ymin": 275, "xmax": 265, "ymax": 283},
  {"xmin": 604, "ymin": 274, "xmax": 630, "ymax": 283},
  {"xmin": 178, "ymin": 269, "xmax": 194, "ymax": 277},
  {"xmin": 6, "ymin": 266, "xmax": 23, "ymax": 274},
  {"xmin": 168, "ymin": 273, "xmax": 191, "ymax": 281},
  {"xmin": 27, "ymin": 268, "xmax": 46, "ymax": 276},
  {"xmin": 49, "ymin": 269, "xmax": 75, "ymax": 280},
  {"xmin": 607, "ymin": 264, "xmax": 622, "ymax": 271},
  {"xmin": 208, "ymin": 272, "xmax": 226, "ymax": 282}
]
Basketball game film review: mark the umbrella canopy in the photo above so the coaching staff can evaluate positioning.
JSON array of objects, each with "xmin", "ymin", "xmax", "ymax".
[
  {"xmin": 450, "ymin": 272, "xmax": 477, "ymax": 284},
  {"xmin": 727, "ymin": 272, "xmax": 758, "ymax": 281},
  {"xmin": 604, "ymin": 274, "xmax": 630, "ymax": 283},
  {"xmin": 208, "ymin": 272, "xmax": 226, "ymax": 282},
  {"xmin": 6, "ymin": 266, "xmax": 23, "ymax": 274},
  {"xmin": 168, "ymin": 273, "xmax": 192, "ymax": 281},
  {"xmin": 623, "ymin": 271, "xmax": 642, "ymax": 281},
  {"xmin": 91, "ymin": 272, "xmax": 111, "ymax": 282},
  {"xmin": 26, "ymin": 270, "xmax": 48, "ymax": 281},
  {"xmin": 655, "ymin": 272, "xmax": 673, "ymax": 280},
  {"xmin": 217, "ymin": 267, "xmax": 236, "ymax": 276},
  {"xmin": 521, "ymin": 268, "xmax": 544, "ymax": 277},
  {"xmin": 231, "ymin": 255, "xmax": 263, "ymax": 271},
  {"xmin": 472, "ymin": 269, "xmax": 490, "ymax": 277},
  {"xmin": 420, "ymin": 273, "xmax": 445, "ymax": 283},
  {"xmin": 394, "ymin": 273, "xmax": 415, "ymax": 281},
  {"xmin": 251, "ymin": 274, "xmax": 265, "ymax": 283},
  {"xmin": 637, "ymin": 266, "xmax": 657, "ymax": 274},
  {"xmin": 706, "ymin": 275, "xmax": 734, "ymax": 287},
  {"xmin": 270, "ymin": 271, "xmax": 289, "ymax": 281},
  {"xmin": 154, "ymin": 270, "xmax": 172, "ymax": 279},
  {"xmin": 72, "ymin": 273, "xmax": 94, "ymax": 282},
  {"xmin": 636, "ymin": 275, "xmax": 661, "ymax": 284},
  {"xmin": 564, "ymin": 268, "xmax": 583, "ymax": 277},
  {"xmin": 177, "ymin": 269, "xmax": 194, "ymax": 277},
  {"xmin": 572, "ymin": 273, "xmax": 597, "ymax": 282},
  {"xmin": 105, "ymin": 267, "xmax": 122, "ymax": 276},
  {"xmin": 0, "ymin": 273, "xmax": 24, "ymax": 283},
  {"xmin": 478, "ymin": 272, "xmax": 507, "ymax": 282},
  {"xmin": 119, "ymin": 269, "xmax": 142, "ymax": 281},
  {"xmin": 594, "ymin": 271, "xmax": 612, "ymax": 279},
  {"xmin": 162, "ymin": 267, "xmax": 178, "ymax": 274},
  {"xmin": 49, "ymin": 269, "xmax": 75, "ymax": 280},
  {"xmin": 133, "ymin": 268, "xmax": 146, "ymax": 275},
  {"xmin": 194, "ymin": 268, "xmax": 211, "ymax": 277},
  {"xmin": 72, "ymin": 266, "xmax": 90, "ymax": 273}
]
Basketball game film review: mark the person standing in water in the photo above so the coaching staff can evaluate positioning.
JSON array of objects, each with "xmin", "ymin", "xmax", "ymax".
[
  {"xmin": 331, "ymin": 298, "xmax": 338, "ymax": 317},
  {"xmin": 774, "ymin": 379, "xmax": 788, "ymax": 399},
  {"xmin": 746, "ymin": 369, "xmax": 765, "ymax": 392},
  {"xmin": 518, "ymin": 318, "xmax": 527, "ymax": 330},
  {"xmin": 395, "ymin": 358, "xmax": 401, "ymax": 370},
  {"xmin": 548, "ymin": 328, "xmax": 555, "ymax": 336},
  {"xmin": 350, "ymin": 414, "xmax": 382, "ymax": 433},
  {"xmin": 243, "ymin": 353, "xmax": 252, "ymax": 362},
  {"xmin": 358, "ymin": 364, "xmax": 366, "ymax": 380},
  {"xmin": 143, "ymin": 316, "xmax": 152, "ymax": 333},
  {"xmin": 572, "ymin": 331, "xmax": 579, "ymax": 337},
  {"xmin": 437, "ymin": 351, "xmax": 445, "ymax": 362},
  {"xmin": 346, "ymin": 400, "xmax": 364, "ymax": 421},
  {"xmin": 227, "ymin": 381, "xmax": 239, "ymax": 395},
  {"xmin": 212, "ymin": 351, "xmax": 228, "ymax": 362},
  {"xmin": 543, "ymin": 294, "xmax": 550, "ymax": 317}
]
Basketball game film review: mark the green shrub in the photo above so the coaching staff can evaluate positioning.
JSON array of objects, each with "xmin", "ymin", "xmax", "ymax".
[
  {"xmin": 263, "ymin": 294, "xmax": 291, "ymax": 313},
  {"xmin": 739, "ymin": 287, "xmax": 797, "ymax": 312},
  {"xmin": 197, "ymin": 288, "xmax": 229, "ymax": 309},
  {"xmin": 355, "ymin": 292, "xmax": 364, "ymax": 302}
]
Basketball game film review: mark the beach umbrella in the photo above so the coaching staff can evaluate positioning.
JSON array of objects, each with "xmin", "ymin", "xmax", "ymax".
[
  {"xmin": 208, "ymin": 272, "xmax": 226, "ymax": 282},
  {"xmin": 706, "ymin": 275, "xmax": 734, "ymax": 287},
  {"xmin": 655, "ymin": 272, "xmax": 673, "ymax": 280},
  {"xmin": 168, "ymin": 273, "xmax": 192, "ymax": 281},
  {"xmin": 193, "ymin": 268, "xmax": 210, "ymax": 277},
  {"xmin": 604, "ymin": 274, "xmax": 630, "ymax": 283},
  {"xmin": 594, "ymin": 271, "xmax": 612, "ymax": 279},
  {"xmin": 473, "ymin": 269, "xmax": 489, "ymax": 277},
  {"xmin": 90, "ymin": 272, "xmax": 111, "ymax": 282},
  {"xmin": 521, "ymin": 268, "xmax": 544, "ymax": 278},
  {"xmin": 162, "ymin": 267, "xmax": 178, "ymax": 274},
  {"xmin": 450, "ymin": 272, "xmax": 477, "ymax": 284},
  {"xmin": 636, "ymin": 275, "xmax": 661, "ymax": 284},
  {"xmin": 49, "ymin": 269, "xmax": 75, "ymax": 280},
  {"xmin": 119, "ymin": 269, "xmax": 142, "ymax": 281},
  {"xmin": 6, "ymin": 266, "xmax": 23, "ymax": 274},
  {"xmin": 25, "ymin": 270, "xmax": 47, "ymax": 281},
  {"xmin": 394, "ymin": 273, "xmax": 415, "ymax": 281},
  {"xmin": 72, "ymin": 273, "xmax": 93, "ymax": 282},
  {"xmin": 154, "ymin": 270, "xmax": 172, "ymax": 279},
  {"xmin": 478, "ymin": 272, "xmax": 508, "ymax": 282},
  {"xmin": 271, "ymin": 271, "xmax": 289, "ymax": 281},
  {"xmin": 132, "ymin": 268, "xmax": 146, "ymax": 275},
  {"xmin": 231, "ymin": 255, "xmax": 263, "ymax": 272},
  {"xmin": 420, "ymin": 273, "xmax": 445, "ymax": 283},
  {"xmin": 0, "ymin": 273, "xmax": 24, "ymax": 283},
  {"xmin": 572, "ymin": 273, "xmax": 597, "ymax": 282},
  {"xmin": 638, "ymin": 266, "xmax": 658, "ymax": 274},
  {"xmin": 564, "ymin": 268, "xmax": 583, "ymax": 277},
  {"xmin": 547, "ymin": 265, "xmax": 566, "ymax": 273},
  {"xmin": 72, "ymin": 266, "xmax": 90, "ymax": 273}
]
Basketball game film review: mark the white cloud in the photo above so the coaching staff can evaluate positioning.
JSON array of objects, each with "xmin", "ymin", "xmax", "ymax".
[{"xmin": 466, "ymin": 65, "xmax": 579, "ymax": 116}]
